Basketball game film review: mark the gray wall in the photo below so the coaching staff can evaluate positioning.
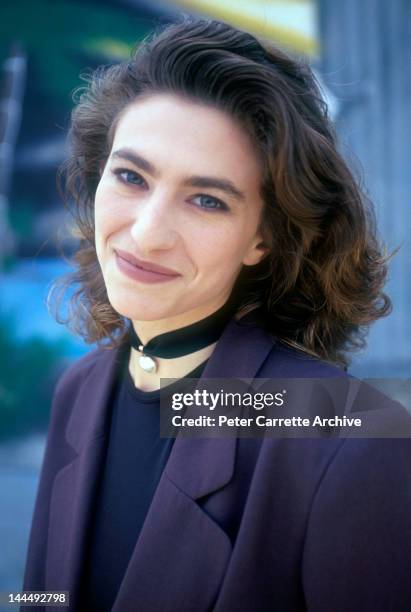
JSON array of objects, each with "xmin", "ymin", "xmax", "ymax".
[{"xmin": 318, "ymin": 0, "xmax": 411, "ymax": 376}]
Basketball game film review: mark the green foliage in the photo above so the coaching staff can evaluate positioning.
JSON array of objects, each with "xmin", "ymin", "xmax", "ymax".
[
  {"xmin": 1, "ymin": 0, "xmax": 150, "ymax": 110},
  {"xmin": 0, "ymin": 311, "xmax": 69, "ymax": 440}
]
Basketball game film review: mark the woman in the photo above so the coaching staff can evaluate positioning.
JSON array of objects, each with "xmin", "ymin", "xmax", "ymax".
[{"xmin": 22, "ymin": 15, "xmax": 411, "ymax": 612}]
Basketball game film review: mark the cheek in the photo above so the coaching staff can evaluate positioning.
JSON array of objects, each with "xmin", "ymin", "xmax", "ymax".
[
  {"xmin": 186, "ymin": 221, "xmax": 250, "ymax": 274},
  {"xmin": 94, "ymin": 203, "xmax": 113, "ymax": 239},
  {"xmin": 94, "ymin": 185, "xmax": 130, "ymax": 243}
]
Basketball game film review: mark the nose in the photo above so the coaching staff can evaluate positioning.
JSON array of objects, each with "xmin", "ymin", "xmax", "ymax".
[{"xmin": 129, "ymin": 190, "xmax": 179, "ymax": 252}]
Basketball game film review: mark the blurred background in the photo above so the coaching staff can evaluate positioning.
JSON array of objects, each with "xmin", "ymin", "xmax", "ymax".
[{"xmin": 0, "ymin": 0, "xmax": 410, "ymax": 597}]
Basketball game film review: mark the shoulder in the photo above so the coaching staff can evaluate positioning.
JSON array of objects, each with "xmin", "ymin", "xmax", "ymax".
[
  {"xmin": 52, "ymin": 343, "xmax": 122, "ymax": 404},
  {"xmin": 231, "ymin": 315, "xmax": 346, "ymax": 378},
  {"xmin": 46, "ymin": 343, "xmax": 124, "ymax": 443},
  {"xmin": 261, "ymin": 337, "xmax": 347, "ymax": 379}
]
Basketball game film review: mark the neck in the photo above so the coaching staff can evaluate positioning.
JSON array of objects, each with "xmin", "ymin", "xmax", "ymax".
[
  {"xmin": 127, "ymin": 294, "xmax": 238, "ymax": 391},
  {"xmin": 131, "ymin": 295, "xmax": 232, "ymax": 346}
]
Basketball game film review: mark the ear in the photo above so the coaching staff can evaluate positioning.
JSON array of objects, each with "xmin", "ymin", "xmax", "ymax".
[{"xmin": 242, "ymin": 233, "xmax": 271, "ymax": 267}]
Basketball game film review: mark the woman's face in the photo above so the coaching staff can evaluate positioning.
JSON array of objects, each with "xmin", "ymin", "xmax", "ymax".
[{"xmin": 95, "ymin": 93, "xmax": 268, "ymax": 324}]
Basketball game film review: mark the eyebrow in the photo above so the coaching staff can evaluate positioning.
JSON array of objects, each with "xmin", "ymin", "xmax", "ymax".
[{"xmin": 111, "ymin": 147, "xmax": 246, "ymax": 202}]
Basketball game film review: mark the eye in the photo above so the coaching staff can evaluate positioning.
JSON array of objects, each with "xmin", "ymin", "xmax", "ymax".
[
  {"xmin": 191, "ymin": 194, "xmax": 229, "ymax": 211},
  {"xmin": 112, "ymin": 168, "xmax": 146, "ymax": 187}
]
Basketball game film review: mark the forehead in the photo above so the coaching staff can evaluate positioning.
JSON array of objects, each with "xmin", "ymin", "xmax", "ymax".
[{"xmin": 110, "ymin": 94, "xmax": 262, "ymax": 186}]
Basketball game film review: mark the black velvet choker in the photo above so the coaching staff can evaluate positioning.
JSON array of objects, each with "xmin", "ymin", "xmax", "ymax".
[{"xmin": 127, "ymin": 298, "xmax": 238, "ymax": 374}]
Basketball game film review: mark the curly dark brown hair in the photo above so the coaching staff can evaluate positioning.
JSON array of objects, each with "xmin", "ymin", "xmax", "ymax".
[{"xmin": 50, "ymin": 14, "xmax": 392, "ymax": 368}]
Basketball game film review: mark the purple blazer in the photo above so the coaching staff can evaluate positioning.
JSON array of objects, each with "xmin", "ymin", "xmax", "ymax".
[{"xmin": 22, "ymin": 317, "xmax": 411, "ymax": 611}]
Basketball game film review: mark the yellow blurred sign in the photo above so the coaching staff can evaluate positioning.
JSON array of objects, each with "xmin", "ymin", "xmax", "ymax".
[{"xmin": 170, "ymin": 0, "xmax": 318, "ymax": 55}]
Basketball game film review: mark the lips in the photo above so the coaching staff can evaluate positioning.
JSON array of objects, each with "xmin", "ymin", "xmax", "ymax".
[{"xmin": 114, "ymin": 248, "xmax": 180, "ymax": 276}]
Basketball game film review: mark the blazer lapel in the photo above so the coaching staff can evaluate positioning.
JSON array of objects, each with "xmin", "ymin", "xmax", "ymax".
[{"xmin": 46, "ymin": 317, "xmax": 274, "ymax": 611}]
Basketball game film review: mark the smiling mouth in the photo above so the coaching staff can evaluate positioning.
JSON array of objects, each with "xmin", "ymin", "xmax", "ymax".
[
  {"xmin": 123, "ymin": 259, "xmax": 175, "ymax": 277},
  {"xmin": 114, "ymin": 249, "xmax": 180, "ymax": 276},
  {"xmin": 114, "ymin": 250, "xmax": 181, "ymax": 284}
]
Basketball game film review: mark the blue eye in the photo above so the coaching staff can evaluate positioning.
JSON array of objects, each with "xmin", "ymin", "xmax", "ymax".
[
  {"xmin": 112, "ymin": 168, "xmax": 146, "ymax": 186},
  {"xmin": 193, "ymin": 194, "xmax": 228, "ymax": 211},
  {"xmin": 111, "ymin": 168, "xmax": 228, "ymax": 212}
]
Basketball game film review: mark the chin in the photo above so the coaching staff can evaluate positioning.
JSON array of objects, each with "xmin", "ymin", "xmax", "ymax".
[{"xmin": 105, "ymin": 286, "xmax": 175, "ymax": 322}]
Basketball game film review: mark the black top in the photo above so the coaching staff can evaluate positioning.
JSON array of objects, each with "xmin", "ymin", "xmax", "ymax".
[{"xmin": 79, "ymin": 349, "xmax": 208, "ymax": 612}]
